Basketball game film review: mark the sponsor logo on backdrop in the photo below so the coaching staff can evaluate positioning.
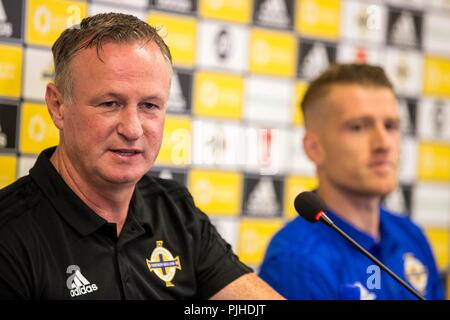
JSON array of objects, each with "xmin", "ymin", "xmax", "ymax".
[
  {"xmin": 168, "ymin": 70, "xmax": 191, "ymax": 113},
  {"xmin": 289, "ymin": 128, "xmax": 316, "ymax": 175},
  {"xmin": 33, "ymin": 3, "xmax": 81, "ymax": 35},
  {"xmin": 259, "ymin": 128, "xmax": 272, "ymax": 169},
  {"xmin": 245, "ymin": 127, "xmax": 283, "ymax": 175},
  {"xmin": 341, "ymin": 2, "xmax": 386, "ymax": 44},
  {"xmin": 0, "ymin": 104, "xmax": 17, "ymax": 150},
  {"xmin": 249, "ymin": 29, "xmax": 296, "ymax": 76},
  {"xmin": 26, "ymin": 0, "xmax": 86, "ymax": 46},
  {"xmin": 215, "ymin": 28, "xmax": 232, "ymax": 60},
  {"xmin": 424, "ymin": 13, "xmax": 450, "ymax": 56},
  {"xmin": 91, "ymin": 0, "xmax": 148, "ymax": 8},
  {"xmin": 301, "ymin": 42, "xmax": 329, "ymax": 79},
  {"xmin": 197, "ymin": 21, "xmax": 248, "ymax": 72},
  {"xmin": 253, "ymin": 0, "xmax": 293, "ymax": 29},
  {"xmin": 198, "ymin": 0, "xmax": 251, "ymax": 23},
  {"xmin": 417, "ymin": 99, "xmax": 450, "ymax": 141},
  {"xmin": 433, "ymin": 100, "xmax": 445, "ymax": 138},
  {"xmin": 295, "ymin": 0, "xmax": 340, "ymax": 39},
  {"xmin": 88, "ymin": 2, "xmax": 146, "ymax": 20},
  {"xmin": 20, "ymin": 103, "xmax": 59, "ymax": 154},
  {"xmin": 0, "ymin": 44, "xmax": 22, "ymax": 98},
  {"xmin": 238, "ymin": 219, "xmax": 284, "ymax": 265},
  {"xmin": 245, "ymin": 76, "xmax": 293, "ymax": 125},
  {"xmin": 397, "ymin": 136, "xmax": 418, "ymax": 184},
  {"xmin": 23, "ymin": 47, "xmax": 54, "ymax": 101},
  {"xmin": 413, "ymin": 183, "xmax": 450, "ymax": 226},
  {"xmin": 151, "ymin": 0, "xmax": 195, "ymax": 13},
  {"xmin": 337, "ymin": 44, "xmax": 383, "ymax": 65},
  {"xmin": 205, "ymin": 127, "xmax": 227, "ymax": 163},
  {"xmin": 357, "ymin": 4, "xmax": 382, "ymax": 32},
  {"xmin": 0, "ymin": 0, "xmax": 22, "ymax": 39},
  {"xmin": 384, "ymin": 48, "xmax": 422, "ymax": 97},
  {"xmin": 147, "ymin": 168, "xmax": 186, "ymax": 186},
  {"xmin": 33, "ymin": 5, "xmax": 51, "ymax": 35},
  {"xmin": 397, "ymin": 98, "xmax": 417, "ymax": 136},
  {"xmin": 42, "ymin": 62, "xmax": 54, "ymax": 81},
  {"xmin": 148, "ymin": 13, "xmax": 197, "ymax": 67},
  {"xmin": 0, "ymin": 0, "xmax": 11, "ymax": 37},
  {"xmin": 29, "ymin": 114, "xmax": 46, "ymax": 143},
  {"xmin": 418, "ymin": 142, "xmax": 450, "ymax": 182},
  {"xmin": 243, "ymin": 175, "xmax": 283, "ymax": 217},
  {"xmin": 168, "ymin": 73, "xmax": 186, "ymax": 112},
  {"xmin": 298, "ymin": 39, "xmax": 336, "ymax": 80},
  {"xmin": 354, "ymin": 47, "xmax": 368, "ymax": 63},
  {"xmin": 193, "ymin": 120, "xmax": 243, "ymax": 167},
  {"xmin": 189, "ymin": 169, "xmax": 242, "ymax": 216},
  {"xmin": 0, "ymin": 124, "xmax": 6, "ymax": 148},
  {"xmin": 387, "ymin": 8, "xmax": 422, "ymax": 49},
  {"xmin": 155, "ymin": 116, "xmax": 191, "ymax": 166},
  {"xmin": 395, "ymin": 55, "xmax": 410, "ymax": 85}
]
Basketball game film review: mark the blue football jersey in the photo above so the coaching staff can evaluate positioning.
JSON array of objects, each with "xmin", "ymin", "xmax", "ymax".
[{"xmin": 259, "ymin": 208, "xmax": 444, "ymax": 300}]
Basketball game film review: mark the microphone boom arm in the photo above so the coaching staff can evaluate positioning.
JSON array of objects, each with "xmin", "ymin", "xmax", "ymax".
[{"xmin": 321, "ymin": 214, "xmax": 426, "ymax": 300}]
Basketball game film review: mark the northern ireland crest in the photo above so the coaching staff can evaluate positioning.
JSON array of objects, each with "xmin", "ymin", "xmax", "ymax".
[{"xmin": 146, "ymin": 241, "xmax": 181, "ymax": 287}]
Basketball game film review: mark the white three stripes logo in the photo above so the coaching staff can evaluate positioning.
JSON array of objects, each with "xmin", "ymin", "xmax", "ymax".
[{"xmin": 66, "ymin": 265, "xmax": 90, "ymax": 289}]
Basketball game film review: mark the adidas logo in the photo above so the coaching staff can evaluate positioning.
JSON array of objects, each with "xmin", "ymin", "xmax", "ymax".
[
  {"xmin": 0, "ymin": 124, "xmax": 7, "ymax": 148},
  {"xmin": 0, "ymin": 0, "xmax": 13, "ymax": 37},
  {"xmin": 66, "ymin": 265, "xmax": 98, "ymax": 297},
  {"xmin": 168, "ymin": 72, "xmax": 187, "ymax": 112},
  {"xmin": 390, "ymin": 11, "xmax": 418, "ymax": 47},
  {"xmin": 256, "ymin": 0, "xmax": 290, "ymax": 28}
]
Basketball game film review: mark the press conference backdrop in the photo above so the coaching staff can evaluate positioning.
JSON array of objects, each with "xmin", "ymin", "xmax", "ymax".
[{"xmin": 0, "ymin": 0, "xmax": 449, "ymax": 296}]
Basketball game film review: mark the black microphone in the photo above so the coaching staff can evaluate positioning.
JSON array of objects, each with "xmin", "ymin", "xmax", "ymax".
[{"xmin": 294, "ymin": 191, "xmax": 426, "ymax": 300}]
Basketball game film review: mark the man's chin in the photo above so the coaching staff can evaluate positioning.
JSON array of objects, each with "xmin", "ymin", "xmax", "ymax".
[
  {"xmin": 101, "ymin": 171, "xmax": 146, "ymax": 186},
  {"xmin": 366, "ymin": 182, "xmax": 397, "ymax": 197}
]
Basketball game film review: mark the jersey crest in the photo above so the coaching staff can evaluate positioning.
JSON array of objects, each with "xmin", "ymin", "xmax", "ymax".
[
  {"xmin": 146, "ymin": 241, "xmax": 182, "ymax": 287},
  {"xmin": 403, "ymin": 252, "xmax": 428, "ymax": 294}
]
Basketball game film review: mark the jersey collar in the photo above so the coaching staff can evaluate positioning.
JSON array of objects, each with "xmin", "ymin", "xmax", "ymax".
[{"xmin": 30, "ymin": 147, "xmax": 113, "ymax": 236}]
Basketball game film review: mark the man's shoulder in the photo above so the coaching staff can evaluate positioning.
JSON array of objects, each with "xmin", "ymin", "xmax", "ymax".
[
  {"xmin": 268, "ymin": 216, "xmax": 339, "ymax": 258},
  {"xmin": 260, "ymin": 216, "xmax": 346, "ymax": 287},
  {"xmin": 0, "ymin": 175, "xmax": 42, "ymax": 231},
  {"xmin": 380, "ymin": 208, "xmax": 434, "ymax": 252},
  {"xmin": 381, "ymin": 208, "xmax": 424, "ymax": 235}
]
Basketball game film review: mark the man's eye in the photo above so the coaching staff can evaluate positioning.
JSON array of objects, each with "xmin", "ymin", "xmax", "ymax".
[
  {"xmin": 348, "ymin": 123, "xmax": 363, "ymax": 131},
  {"xmin": 385, "ymin": 121, "xmax": 400, "ymax": 131},
  {"xmin": 100, "ymin": 101, "xmax": 119, "ymax": 107},
  {"xmin": 141, "ymin": 103, "xmax": 159, "ymax": 110}
]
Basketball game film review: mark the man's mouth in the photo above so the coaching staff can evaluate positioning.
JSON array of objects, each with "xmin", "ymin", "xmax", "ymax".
[
  {"xmin": 110, "ymin": 149, "xmax": 143, "ymax": 157},
  {"xmin": 369, "ymin": 160, "xmax": 394, "ymax": 171}
]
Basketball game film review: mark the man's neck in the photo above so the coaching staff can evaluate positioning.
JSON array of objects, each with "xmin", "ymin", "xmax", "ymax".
[
  {"xmin": 317, "ymin": 184, "xmax": 381, "ymax": 240},
  {"xmin": 50, "ymin": 147, "xmax": 134, "ymax": 235}
]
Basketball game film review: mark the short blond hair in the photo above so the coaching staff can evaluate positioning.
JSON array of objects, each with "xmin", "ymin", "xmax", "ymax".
[
  {"xmin": 301, "ymin": 64, "xmax": 394, "ymax": 128},
  {"xmin": 52, "ymin": 12, "xmax": 172, "ymax": 103}
]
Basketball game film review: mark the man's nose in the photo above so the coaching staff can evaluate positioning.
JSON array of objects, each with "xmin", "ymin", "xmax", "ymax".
[
  {"xmin": 372, "ymin": 123, "xmax": 392, "ymax": 151},
  {"xmin": 117, "ymin": 107, "xmax": 144, "ymax": 140}
]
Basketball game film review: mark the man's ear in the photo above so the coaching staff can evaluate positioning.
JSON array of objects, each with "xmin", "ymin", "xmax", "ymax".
[
  {"xmin": 303, "ymin": 130, "xmax": 324, "ymax": 166},
  {"xmin": 45, "ymin": 83, "xmax": 65, "ymax": 130}
]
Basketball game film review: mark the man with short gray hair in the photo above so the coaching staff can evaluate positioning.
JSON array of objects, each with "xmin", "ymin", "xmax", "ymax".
[{"xmin": 0, "ymin": 13, "xmax": 283, "ymax": 300}]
